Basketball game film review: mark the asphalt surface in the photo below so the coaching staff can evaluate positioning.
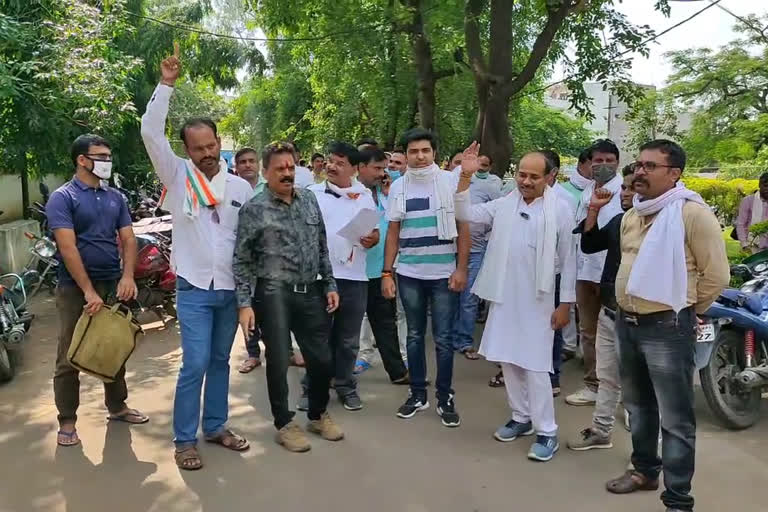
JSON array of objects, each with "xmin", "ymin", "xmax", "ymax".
[{"xmin": 0, "ymin": 295, "xmax": 765, "ymax": 512}]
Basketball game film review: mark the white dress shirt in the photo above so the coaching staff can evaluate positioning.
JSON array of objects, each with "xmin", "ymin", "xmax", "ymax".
[
  {"xmin": 294, "ymin": 166, "xmax": 314, "ymax": 189},
  {"xmin": 141, "ymin": 84, "xmax": 253, "ymax": 291}
]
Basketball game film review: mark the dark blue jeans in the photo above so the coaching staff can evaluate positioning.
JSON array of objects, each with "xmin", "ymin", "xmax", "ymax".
[
  {"xmin": 397, "ymin": 274, "xmax": 458, "ymax": 402},
  {"xmin": 616, "ymin": 307, "xmax": 697, "ymax": 512}
]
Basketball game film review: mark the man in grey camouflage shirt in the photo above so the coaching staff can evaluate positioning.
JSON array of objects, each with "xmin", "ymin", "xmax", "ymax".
[{"xmin": 234, "ymin": 142, "xmax": 343, "ymax": 453}]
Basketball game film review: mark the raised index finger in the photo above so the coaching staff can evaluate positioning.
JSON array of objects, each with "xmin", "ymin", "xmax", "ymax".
[{"xmin": 173, "ymin": 41, "xmax": 180, "ymax": 58}]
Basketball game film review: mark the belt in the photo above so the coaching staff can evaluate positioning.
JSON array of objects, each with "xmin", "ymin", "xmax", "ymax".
[
  {"xmin": 618, "ymin": 307, "xmax": 691, "ymax": 327},
  {"xmin": 258, "ymin": 279, "xmax": 320, "ymax": 294}
]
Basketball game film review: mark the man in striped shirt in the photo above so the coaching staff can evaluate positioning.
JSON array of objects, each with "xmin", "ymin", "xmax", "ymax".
[{"xmin": 382, "ymin": 128, "xmax": 470, "ymax": 428}]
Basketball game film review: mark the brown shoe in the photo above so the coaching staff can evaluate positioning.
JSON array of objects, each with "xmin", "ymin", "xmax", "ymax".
[
  {"xmin": 606, "ymin": 470, "xmax": 659, "ymax": 494},
  {"xmin": 307, "ymin": 412, "xmax": 344, "ymax": 441},
  {"xmin": 275, "ymin": 422, "xmax": 311, "ymax": 452}
]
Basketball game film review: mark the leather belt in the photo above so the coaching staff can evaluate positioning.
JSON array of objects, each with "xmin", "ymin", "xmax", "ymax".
[
  {"xmin": 258, "ymin": 279, "xmax": 319, "ymax": 294},
  {"xmin": 619, "ymin": 307, "xmax": 691, "ymax": 327}
]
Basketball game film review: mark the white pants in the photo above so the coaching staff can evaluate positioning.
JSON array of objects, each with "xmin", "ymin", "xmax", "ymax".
[
  {"xmin": 501, "ymin": 362, "xmax": 557, "ymax": 436},
  {"xmin": 562, "ymin": 308, "xmax": 578, "ymax": 353}
]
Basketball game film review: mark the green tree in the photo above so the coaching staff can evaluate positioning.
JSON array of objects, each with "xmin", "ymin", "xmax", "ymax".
[
  {"xmin": 0, "ymin": 0, "xmax": 141, "ymax": 214},
  {"xmin": 624, "ymin": 89, "xmax": 682, "ymax": 153},
  {"xmin": 510, "ymin": 98, "xmax": 593, "ymax": 160}
]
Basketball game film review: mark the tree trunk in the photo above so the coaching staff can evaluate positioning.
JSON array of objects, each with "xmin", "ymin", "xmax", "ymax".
[
  {"xmin": 385, "ymin": 0, "xmax": 400, "ymax": 148},
  {"xmin": 405, "ymin": 0, "xmax": 438, "ymax": 132},
  {"xmin": 480, "ymin": 90, "xmax": 512, "ymax": 177}
]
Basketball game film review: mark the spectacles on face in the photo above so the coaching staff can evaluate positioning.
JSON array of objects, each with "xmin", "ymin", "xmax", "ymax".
[
  {"xmin": 85, "ymin": 154, "xmax": 112, "ymax": 162},
  {"xmin": 630, "ymin": 161, "xmax": 675, "ymax": 173}
]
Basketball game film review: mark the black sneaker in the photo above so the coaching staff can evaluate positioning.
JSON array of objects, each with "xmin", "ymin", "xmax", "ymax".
[
  {"xmin": 396, "ymin": 393, "xmax": 429, "ymax": 419},
  {"xmin": 436, "ymin": 395, "xmax": 461, "ymax": 427},
  {"xmin": 340, "ymin": 392, "xmax": 363, "ymax": 411}
]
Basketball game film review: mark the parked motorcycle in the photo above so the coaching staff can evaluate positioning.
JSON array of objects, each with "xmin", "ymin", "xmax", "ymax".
[
  {"xmin": 0, "ymin": 274, "xmax": 34, "ymax": 382},
  {"xmin": 699, "ymin": 277, "xmax": 768, "ymax": 429},
  {"xmin": 21, "ymin": 231, "xmax": 58, "ymax": 297},
  {"xmin": 131, "ymin": 233, "xmax": 176, "ymax": 320}
]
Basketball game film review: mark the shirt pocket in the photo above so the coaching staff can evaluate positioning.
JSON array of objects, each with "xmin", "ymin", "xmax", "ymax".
[{"xmin": 218, "ymin": 203, "xmax": 241, "ymax": 235}]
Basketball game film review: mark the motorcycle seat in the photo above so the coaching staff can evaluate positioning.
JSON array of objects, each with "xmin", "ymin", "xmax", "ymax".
[{"xmin": 719, "ymin": 289, "xmax": 764, "ymax": 315}]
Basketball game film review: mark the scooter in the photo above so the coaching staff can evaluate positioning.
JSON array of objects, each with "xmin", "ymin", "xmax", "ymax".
[
  {"xmin": 0, "ymin": 274, "xmax": 34, "ymax": 382},
  {"xmin": 699, "ymin": 277, "xmax": 768, "ymax": 429}
]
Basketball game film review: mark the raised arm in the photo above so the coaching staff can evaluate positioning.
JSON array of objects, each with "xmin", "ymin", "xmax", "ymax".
[{"xmin": 140, "ymin": 43, "xmax": 183, "ymax": 186}]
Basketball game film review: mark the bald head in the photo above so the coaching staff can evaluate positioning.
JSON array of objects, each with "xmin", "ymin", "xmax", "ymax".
[{"xmin": 516, "ymin": 152, "xmax": 552, "ymax": 202}]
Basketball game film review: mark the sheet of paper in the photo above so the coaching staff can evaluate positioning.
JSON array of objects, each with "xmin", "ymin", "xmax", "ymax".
[{"xmin": 336, "ymin": 208, "xmax": 380, "ymax": 245}]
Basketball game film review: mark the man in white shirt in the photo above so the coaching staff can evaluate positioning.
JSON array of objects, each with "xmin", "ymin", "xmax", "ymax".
[
  {"xmin": 456, "ymin": 146, "xmax": 576, "ymax": 462},
  {"xmin": 140, "ymin": 44, "xmax": 253, "ymax": 471},
  {"xmin": 566, "ymin": 139, "xmax": 623, "ymax": 407},
  {"xmin": 302, "ymin": 142, "xmax": 379, "ymax": 411}
]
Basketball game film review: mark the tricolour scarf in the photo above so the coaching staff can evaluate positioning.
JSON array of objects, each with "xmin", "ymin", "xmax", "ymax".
[
  {"xmin": 183, "ymin": 159, "xmax": 227, "ymax": 218},
  {"xmin": 626, "ymin": 182, "xmax": 705, "ymax": 313}
]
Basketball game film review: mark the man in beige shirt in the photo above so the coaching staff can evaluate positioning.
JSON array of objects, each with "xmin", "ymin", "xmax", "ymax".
[{"xmin": 606, "ymin": 140, "xmax": 729, "ymax": 512}]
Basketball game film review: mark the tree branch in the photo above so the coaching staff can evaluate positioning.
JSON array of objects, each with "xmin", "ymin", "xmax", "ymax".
[{"xmin": 499, "ymin": 0, "xmax": 574, "ymax": 98}]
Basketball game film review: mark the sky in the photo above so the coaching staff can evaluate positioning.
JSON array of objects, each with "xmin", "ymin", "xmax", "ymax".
[{"xmin": 612, "ymin": 0, "xmax": 764, "ymax": 87}]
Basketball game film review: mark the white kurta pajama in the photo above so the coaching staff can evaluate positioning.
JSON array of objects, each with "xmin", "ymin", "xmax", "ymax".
[{"xmin": 456, "ymin": 187, "xmax": 577, "ymax": 436}]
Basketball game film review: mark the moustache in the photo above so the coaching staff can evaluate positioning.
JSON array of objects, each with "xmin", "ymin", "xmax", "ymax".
[
  {"xmin": 633, "ymin": 177, "xmax": 649, "ymax": 186},
  {"xmin": 280, "ymin": 177, "xmax": 294, "ymax": 184}
]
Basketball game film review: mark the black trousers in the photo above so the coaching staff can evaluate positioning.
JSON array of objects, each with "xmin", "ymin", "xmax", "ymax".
[
  {"xmin": 257, "ymin": 280, "xmax": 332, "ymax": 429},
  {"xmin": 366, "ymin": 278, "xmax": 408, "ymax": 381}
]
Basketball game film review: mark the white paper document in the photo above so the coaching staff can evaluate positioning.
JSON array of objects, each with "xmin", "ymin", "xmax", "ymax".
[{"xmin": 336, "ymin": 208, "xmax": 380, "ymax": 245}]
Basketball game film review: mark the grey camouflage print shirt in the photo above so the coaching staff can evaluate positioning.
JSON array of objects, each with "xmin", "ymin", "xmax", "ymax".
[{"xmin": 233, "ymin": 187, "xmax": 337, "ymax": 307}]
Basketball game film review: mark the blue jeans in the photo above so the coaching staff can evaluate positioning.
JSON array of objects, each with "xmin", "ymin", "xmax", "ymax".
[
  {"xmin": 173, "ymin": 277, "xmax": 239, "ymax": 446},
  {"xmin": 616, "ymin": 307, "xmax": 697, "ymax": 511},
  {"xmin": 453, "ymin": 251, "xmax": 484, "ymax": 352},
  {"xmin": 397, "ymin": 274, "xmax": 457, "ymax": 401}
]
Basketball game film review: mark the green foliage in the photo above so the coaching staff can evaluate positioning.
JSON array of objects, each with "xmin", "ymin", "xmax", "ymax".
[
  {"xmin": 624, "ymin": 89, "xmax": 682, "ymax": 153},
  {"xmin": 682, "ymin": 176, "xmax": 757, "ymax": 224},
  {"xmin": 668, "ymin": 13, "xmax": 768, "ymax": 176},
  {"xmin": 510, "ymin": 99, "xmax": 593, "ymax": 160}
]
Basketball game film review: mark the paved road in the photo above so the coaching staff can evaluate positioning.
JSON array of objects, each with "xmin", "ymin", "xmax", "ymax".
[{"xmin": 0, "ymin": 296, "xmax": 765, "ymax": 512}]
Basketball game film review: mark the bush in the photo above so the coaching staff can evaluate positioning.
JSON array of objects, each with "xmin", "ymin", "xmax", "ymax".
[{"xmin": 682, "ymin": 176, "xmax": 758, "ymax": 224}]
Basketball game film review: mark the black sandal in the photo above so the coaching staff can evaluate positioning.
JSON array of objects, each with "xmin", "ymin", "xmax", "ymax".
[{"xmin": 488, "ymin": 371, "xmax": 504, "ymax": 388}]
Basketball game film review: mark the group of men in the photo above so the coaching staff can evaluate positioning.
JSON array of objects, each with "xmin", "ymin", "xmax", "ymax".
[{"xmin": 45, "ymin": 44, "xmax": 730, "ymax": 512}]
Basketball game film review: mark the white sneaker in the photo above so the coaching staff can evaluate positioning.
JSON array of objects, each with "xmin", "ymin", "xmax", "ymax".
[{"xmin": 565, "ymin": 387, "xmax": 598, "ymax": 406}]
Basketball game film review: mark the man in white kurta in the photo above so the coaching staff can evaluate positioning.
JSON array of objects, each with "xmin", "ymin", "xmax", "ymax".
[{"xmin": 456, "ymin": 147, "xmax": 576, "ymax": 462}]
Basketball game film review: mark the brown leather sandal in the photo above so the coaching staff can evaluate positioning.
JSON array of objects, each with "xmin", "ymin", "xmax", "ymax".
[
  {"xmin": 204, "ymin": 429, "xmax": 250, "ymax": 451},
  {"xmin": 175, "ymin": 446, "xmax": 203, "ymax": 471},
  {"xmin": 606, "ymin": 470, "xmax": 659, "ymax": 494}
]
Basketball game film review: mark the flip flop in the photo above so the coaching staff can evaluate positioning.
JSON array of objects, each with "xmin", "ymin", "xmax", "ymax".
[
  {"xmin": 175, "ymin": 446, "xmax": 203, "ymax": 471},
  {"xmin": 107, "ymin": 408, "xmax": 150, "ymax": 424},
  {"xmin": 488, "ymin": 371, "xmax": 505, "ymax": 388},
  {"xmin": 57, "ymin": 429, "xmax": 81, "ymax": 447}
]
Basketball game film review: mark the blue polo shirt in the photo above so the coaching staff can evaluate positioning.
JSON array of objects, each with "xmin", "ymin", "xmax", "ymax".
[{"xmin": 46, "ymin": 177, "xmax": 132, "ymax": 285}]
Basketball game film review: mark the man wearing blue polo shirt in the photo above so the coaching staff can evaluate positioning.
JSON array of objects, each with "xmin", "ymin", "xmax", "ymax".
[{"xmin": 47, "ymin": 134, "xmax": 146, "ymax": 448}]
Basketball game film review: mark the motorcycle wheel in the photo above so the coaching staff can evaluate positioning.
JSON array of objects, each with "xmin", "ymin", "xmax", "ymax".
[
  {"xmin": 700, "ymin": 329, "xmax": 762, "ymax": 430},
  {"xmin": 163, "ymin": 299, "xmax": 177, "ymax": 319},
  {"xmin": 0, "ymin": 346, "xmax": 14, "ymax": 383}
]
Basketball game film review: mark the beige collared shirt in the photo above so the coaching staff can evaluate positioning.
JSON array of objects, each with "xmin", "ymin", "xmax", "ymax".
[{"xmin": 616, "ymin": 201, "xmax": 730, "ymax": 315}]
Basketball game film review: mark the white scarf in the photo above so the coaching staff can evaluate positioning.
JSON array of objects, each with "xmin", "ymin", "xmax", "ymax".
[
  {"xmin": 570, "ymin": 170, "xmax": 592, "ymax": 191},
  {"xmin": 325, "ymin": 180, "xmax": 369, "ymax": 266},
  {"xmin": 392, "ymin": 163, "xmax": 457, "ymax": 240},
  {"xmin": 626, "ymin": 182, "xmax": 705, "ymax": 313},
  {"xmin": 751, "ymin": 191, "xmax": 764, "ymax": 227},
  {"xmin": 576, "ymin": 174, "xmax": 624, "ymax": 228},
  {"xmin": 471, "ymin": 187, "xmax": 558, "ymax": 304}
]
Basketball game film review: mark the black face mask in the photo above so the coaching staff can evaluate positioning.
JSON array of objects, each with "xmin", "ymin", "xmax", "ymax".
[{"xmin": 592, "ymin": 164, "xmax": 617, "ymax": 185}]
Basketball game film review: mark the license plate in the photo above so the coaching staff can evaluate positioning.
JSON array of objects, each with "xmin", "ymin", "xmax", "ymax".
[{"xmin": 697, "ymin": 323, "xmax": 715, "ymax": 343}]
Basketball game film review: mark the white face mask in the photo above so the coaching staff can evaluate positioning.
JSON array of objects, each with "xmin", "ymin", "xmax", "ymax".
[{"xmin": 90, "ymin": 160, "xmax": 112, "ymax": 180}]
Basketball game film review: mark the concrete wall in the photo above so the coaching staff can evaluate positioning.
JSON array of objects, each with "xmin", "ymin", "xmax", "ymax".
[{"xmin": 0, "ymin": 174, "xmax": 66, "ymax": 221}]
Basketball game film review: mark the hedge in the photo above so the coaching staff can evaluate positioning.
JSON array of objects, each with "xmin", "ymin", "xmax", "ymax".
[{"xmin": 682, "ymin": 177, "xmax": 758, "ymax": 224}]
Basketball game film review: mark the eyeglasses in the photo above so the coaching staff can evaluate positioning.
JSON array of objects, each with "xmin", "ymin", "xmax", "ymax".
[
  {"xmin": 630, "ymin": 161, "xmax": 676, "ymax": 172},
  {"xmin": 85, "ymin": 154, "xmax": 112, "ymax": 162}
]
